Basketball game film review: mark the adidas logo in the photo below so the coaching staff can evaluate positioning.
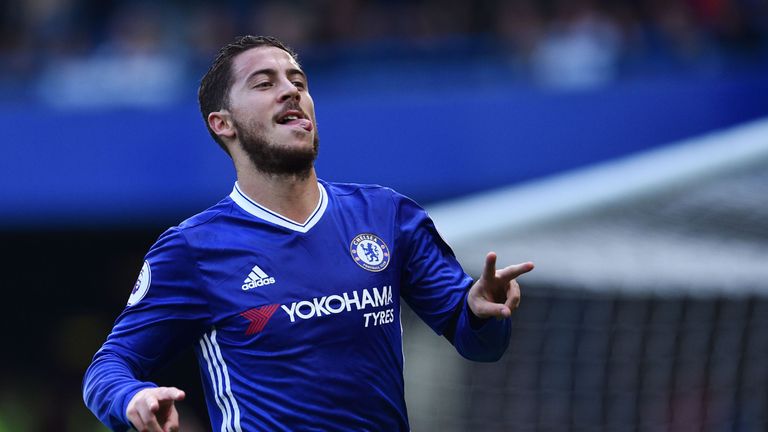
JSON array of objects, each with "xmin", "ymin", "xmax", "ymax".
[{"xmin": 241, "ymin": 264, "xmax": 276, "ymax": 291}]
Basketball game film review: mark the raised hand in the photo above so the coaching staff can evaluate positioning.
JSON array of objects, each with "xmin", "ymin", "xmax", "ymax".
[
  {"xmin": 126, "ymin": 387, "xmax": 186, "ymax": 432},
  {"xmin": 467, "ymin": 252, "xmax": 534, "ymax": 319}
]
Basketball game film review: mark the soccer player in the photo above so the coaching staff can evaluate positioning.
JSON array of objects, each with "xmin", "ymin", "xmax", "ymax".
[{"xmin": 83, "ymin": 35, "xmax": 534, "ymax": 432}]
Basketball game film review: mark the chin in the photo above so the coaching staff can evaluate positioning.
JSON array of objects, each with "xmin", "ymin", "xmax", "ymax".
[{"xmin": 286, "ymin": 135, "xmax": 316, "ymax": 150}]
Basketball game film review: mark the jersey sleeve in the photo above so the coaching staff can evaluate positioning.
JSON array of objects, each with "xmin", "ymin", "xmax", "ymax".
[
  {"xmin": 82, "ymin": 227, "xmax": 212, "ymax": 431},
  {"xmin": 395, "ymin": 194, "xmax": 511, "ymax": 362}
]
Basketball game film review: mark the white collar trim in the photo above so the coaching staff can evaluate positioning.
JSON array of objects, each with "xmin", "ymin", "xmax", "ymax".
[{"xmin": 230, "ymin": 182, "xmax": 328, "ymax": 233}]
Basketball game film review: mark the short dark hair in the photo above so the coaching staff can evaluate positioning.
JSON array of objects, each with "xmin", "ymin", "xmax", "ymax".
[{"xmin": 198, "ymin": 35, "xmax": 299, "ymax": 154}]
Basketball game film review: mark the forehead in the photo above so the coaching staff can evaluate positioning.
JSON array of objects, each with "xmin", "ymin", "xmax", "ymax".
[{"xmin": 231, "ymin": 46, "xmax": 303, "ymax": 81}]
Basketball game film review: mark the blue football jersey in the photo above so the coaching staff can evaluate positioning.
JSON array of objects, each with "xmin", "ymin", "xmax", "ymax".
[{"xmin": 83, "ymin": 180, "xmax": 511, "ymax": 431}]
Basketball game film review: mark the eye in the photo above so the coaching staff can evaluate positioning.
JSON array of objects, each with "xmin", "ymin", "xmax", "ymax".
[
  {"xmin": 253, "ymin": 81, "xmax": 272, "ymax": 89},
  {"xmin": 292, "ymin": 81, "xmax": 306, "ymax": 89}
]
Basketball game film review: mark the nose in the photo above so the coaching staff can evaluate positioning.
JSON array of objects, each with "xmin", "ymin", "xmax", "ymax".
[{"xmin": 277, "ymin": 78, "xmax": 300, "ymax": 102}]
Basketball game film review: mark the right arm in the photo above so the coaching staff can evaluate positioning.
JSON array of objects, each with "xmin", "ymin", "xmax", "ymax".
[{"xmin": 83, "ymin": 228, "xmax": 210, "ymax": 431}]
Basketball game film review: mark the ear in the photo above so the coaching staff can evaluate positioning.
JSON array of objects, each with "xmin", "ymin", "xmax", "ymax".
[{"xmin": 208, "ymin": 110, "xmax": 236, "ymax": 140}]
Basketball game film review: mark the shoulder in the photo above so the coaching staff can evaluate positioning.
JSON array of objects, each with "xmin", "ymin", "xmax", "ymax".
[
  {"xmin": 320, "ymin": 180, "xmax": 427, "ymax": 222},
  {"xmin": 320, "ymin": 179, "xmax": 410, "ymax": 203},
  {"xmin": 177, "ymin": 196, "xmax": 235, "ymax": 231},
  {"xmin": 148, "ymin": 195, "xmax": 239, "ymax": 254}
]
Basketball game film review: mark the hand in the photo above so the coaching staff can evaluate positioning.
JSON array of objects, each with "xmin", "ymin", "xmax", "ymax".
[
  {"xmin": 126, "ymin": 387, "xmax": 185, "ymax": 432},
  {"xmin": 467, "ymin": 252, "xmax": 534, "ymax": 319}
]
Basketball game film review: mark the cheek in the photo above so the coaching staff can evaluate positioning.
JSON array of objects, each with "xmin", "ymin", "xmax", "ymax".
[
  {"xmin": 232, "ymin": 112, "xmax": 267, "ymax": 135},
  {"xmin": 232, "ymin": 94, "xmax": 270, "ymax": 115},
  {"xmin": 303, "ymin": 95, "xmax": 316, "ymax": 116},
  {"xmin": 233, "ymin": 104, "xmax": 269, "ymax": 127}
]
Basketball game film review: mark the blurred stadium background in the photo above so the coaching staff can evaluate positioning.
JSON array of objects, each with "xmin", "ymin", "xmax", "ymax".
[{"xmin": 1, "ymin": 0, "xmax": 767, "ymax": 430}]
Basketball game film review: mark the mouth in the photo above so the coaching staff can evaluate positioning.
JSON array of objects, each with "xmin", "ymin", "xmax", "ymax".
[{"xmin": 275, "ymin": 110, "xmax": 313, "ymax": 132}]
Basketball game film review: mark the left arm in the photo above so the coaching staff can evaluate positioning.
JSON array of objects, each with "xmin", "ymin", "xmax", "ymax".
[
  {"xmin": 395, "ymin": 193, "xmax": 533, "ymax": 361},
  {"xmin": 448, "ymin": 253, "xmax": 533, "ymax": 361}
]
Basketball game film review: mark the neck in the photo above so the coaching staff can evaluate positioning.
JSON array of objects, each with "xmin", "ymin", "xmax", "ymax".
[{"xmin": 235, "ymin": 166, "xmax": 320, "ymax": 224}]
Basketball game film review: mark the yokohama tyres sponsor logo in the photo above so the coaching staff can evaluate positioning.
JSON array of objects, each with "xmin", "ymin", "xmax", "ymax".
[{"xmin": 281, "ymin": 286, "xmax": 393, "ymax": 322}]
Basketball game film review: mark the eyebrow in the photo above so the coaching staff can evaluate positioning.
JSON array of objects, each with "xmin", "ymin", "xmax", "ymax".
[{"xmin": 244, "ymin": 68, "xmax": 307, "ymax": 85}]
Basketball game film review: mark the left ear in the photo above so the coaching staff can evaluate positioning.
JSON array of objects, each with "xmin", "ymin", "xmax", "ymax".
[{"xmin": 208, "ymin": 110, "xmax": 236, "ymax": 140}]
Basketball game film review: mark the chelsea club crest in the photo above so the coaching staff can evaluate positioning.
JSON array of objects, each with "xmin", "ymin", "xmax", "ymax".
[{"xmin": 350, "ymin": 233, "xmax": 390, "ymax": 272}]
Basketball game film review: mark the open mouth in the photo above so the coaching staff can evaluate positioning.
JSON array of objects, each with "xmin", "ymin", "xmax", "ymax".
[{"xmin": 276, "ymin": 110, "xmax": 313, "ymax": 132}]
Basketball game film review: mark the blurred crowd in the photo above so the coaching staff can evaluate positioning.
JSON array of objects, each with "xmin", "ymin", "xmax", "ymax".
[{"xmin": 1, "ymin": 0, "xmax": 767, "ymax": 105}]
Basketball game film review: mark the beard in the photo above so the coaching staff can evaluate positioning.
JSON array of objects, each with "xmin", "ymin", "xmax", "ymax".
[{"xmin": 235, "ymin": 119, "xmax": 319, "ymax": 179}]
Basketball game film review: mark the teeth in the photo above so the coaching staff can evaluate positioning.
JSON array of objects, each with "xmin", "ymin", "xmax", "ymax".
[{"xmin": 283, "ymin": 115, "xmax": 298, "ymax": 122}]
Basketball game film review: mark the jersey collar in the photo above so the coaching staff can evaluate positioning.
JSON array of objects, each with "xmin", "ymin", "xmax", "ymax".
[{"xmin": 230, "ymin": 182, "xmax": 328, "ymax": 233}]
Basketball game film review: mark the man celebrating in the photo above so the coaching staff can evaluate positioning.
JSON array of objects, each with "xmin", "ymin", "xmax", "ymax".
[{"xmin": 83, "ymin": 35, "xmax": 533, "ymax": 432}]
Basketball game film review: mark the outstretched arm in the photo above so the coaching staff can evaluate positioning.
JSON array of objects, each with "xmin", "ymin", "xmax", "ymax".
[
  {"xmin": 83, "ymin": 320, "xmax": 197, "ymax": 431},
  {"xmin": 83, "ymin": 227, "xmax": 210, "ymax": 431}
]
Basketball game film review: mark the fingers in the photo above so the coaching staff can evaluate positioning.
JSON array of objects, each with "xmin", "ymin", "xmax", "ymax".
[
  {"xmin": 126, "ymin": 391, "xmax": 149, "ymax": 432},
  {"xmin": 504, "ymin": 279, "xmax": 521, "ymax": 311},
  {"xmin": 470, "ymin": 253, "xmax": 533, "ymax": 319},
  {"xmin": 164, "ymin": 406, "xmax": 181, "ymax": 432},
  {"xmin": 482, "ymin": 252, "xmax": 534, "ymax": 283},
  {"xmin": 129, "ymin": 414, "xmax": 147, "ymax": 432},
  {"xmin": 473, "ymin": 281, "xmax": 520, "ymax": 320},
  {"xmin": 127, "ymin": 387, "xmax": 185, "ymax": 432},
  {"xmin": 137, "ymin": 403, "xmax": 164, "ymax": 432},
  {"xmin": 156, "ymin": 387, "xmax": 186, "ymax": 402},
  {"xmin": 471, "ymin": 295, "xmax": 512, "ymax": 319},
  {"xmin": 497, "ymin": 261, "xmax": 535, "ymax": 282},
  {"xmin": 482, "ymin": 252, "xmax": 497, "ymax": 281}
]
